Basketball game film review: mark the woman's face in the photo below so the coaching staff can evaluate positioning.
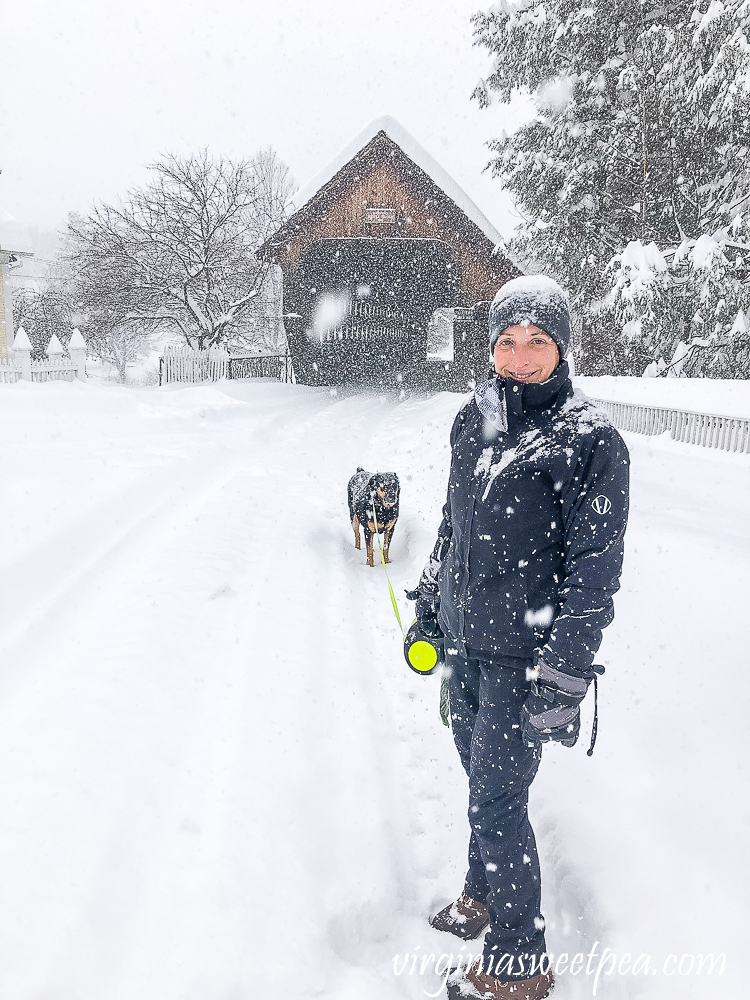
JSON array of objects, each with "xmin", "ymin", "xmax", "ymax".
[{"xmin": 493, "ymin": 324, "xmax": 560, "ymax": 383}]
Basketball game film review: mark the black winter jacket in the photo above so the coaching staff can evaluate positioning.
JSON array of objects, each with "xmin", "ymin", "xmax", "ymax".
[{"xmin": 419, "ymin": 362, "xmax": 629, "ymax": 674}]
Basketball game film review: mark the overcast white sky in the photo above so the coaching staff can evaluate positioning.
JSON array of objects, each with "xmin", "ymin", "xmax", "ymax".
[{"xmin": 1, "ymin": 0, "xmax": 533, "ymax": 247}]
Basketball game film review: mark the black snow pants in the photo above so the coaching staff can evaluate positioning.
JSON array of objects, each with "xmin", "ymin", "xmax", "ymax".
[{"xmin": 447, "ymin": 649, "xmax": 547, "ymax": 979}]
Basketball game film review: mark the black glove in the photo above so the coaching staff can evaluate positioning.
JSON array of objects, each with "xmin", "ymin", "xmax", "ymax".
[
  {"xmin": 521, "ymin": 658, "xmax": 591, "ymax": 748},
  {"xmin": 405, "ymin": 588, "xmax": 444, "ymax": 641}
]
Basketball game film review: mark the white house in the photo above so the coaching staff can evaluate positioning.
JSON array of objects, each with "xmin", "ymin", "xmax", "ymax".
[{"xmin": 0, "ymin": 206, "xmax": 34, "ymax": 356}]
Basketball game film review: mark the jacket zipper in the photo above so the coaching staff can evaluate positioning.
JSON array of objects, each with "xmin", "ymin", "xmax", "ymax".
[{"xmin": 457, "ymin": 494, "xmax": 475, "ymax": 647}]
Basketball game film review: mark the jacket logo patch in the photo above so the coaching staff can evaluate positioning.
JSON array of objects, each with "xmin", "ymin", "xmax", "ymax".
[{"xmin": 591, "ymin": 494, "xmax": 612, "ymax": 514}]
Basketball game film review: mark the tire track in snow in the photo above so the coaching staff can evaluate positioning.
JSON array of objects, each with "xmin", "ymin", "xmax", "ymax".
[
  {"xmin": 297, "ymin": 392, "xmax": 476, "ymax": 998},
  {"xmin": 251, "ymin": 393, "xmax": 427, "ymax": 981}
]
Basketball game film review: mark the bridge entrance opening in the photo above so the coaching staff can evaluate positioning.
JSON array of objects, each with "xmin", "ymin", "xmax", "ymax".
[{"xmin": 284, "ymin": 238, "xmax": 460, "ymax": 386}]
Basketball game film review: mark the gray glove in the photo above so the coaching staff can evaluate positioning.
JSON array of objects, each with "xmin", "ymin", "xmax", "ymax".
[{"xmin": 521, "ymin": 659, "xmax": 591, "ymax": 748}]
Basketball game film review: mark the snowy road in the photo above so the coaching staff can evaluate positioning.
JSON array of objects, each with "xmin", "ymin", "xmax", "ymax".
[{"xmin": 0, "ymin": 379, "xmax": 747, "ymax": 1000}]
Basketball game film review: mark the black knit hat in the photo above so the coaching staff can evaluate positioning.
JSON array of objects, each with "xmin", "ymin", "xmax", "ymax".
[{"xmin": 489, "ymin": 276, "xmax": 570, "ymax": 358}]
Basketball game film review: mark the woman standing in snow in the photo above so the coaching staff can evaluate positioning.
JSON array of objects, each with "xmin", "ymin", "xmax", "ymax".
[{"xmin": 411, "ymin": 276, "xmax": 629, "ymax": 1000}]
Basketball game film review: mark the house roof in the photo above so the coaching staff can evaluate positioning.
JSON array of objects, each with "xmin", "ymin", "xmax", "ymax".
[
  {"xmin": 0, "ymin": 206, "xmax": 34, "ymax": 256},
  {"xmin": 289, "ymin": 115, "xmax": 507, "ymax": 249}
]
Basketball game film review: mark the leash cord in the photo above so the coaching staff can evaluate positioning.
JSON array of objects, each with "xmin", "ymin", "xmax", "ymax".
[
  {"xmin": 371, "ymin": 500, "xmax": 449, "ymax": 728},
  {"xmin": 370, "ymin": 501, "xmax": 405, "ymax": 637}
]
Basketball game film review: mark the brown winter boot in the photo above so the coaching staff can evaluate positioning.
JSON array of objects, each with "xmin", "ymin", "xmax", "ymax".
[
  {"xmin": 429, "ymin": 892, "xmax": 490, "ymax": 940},
  {"xmin": 446, "ymin": 958, "xmax": 554, "ymax": 999}
]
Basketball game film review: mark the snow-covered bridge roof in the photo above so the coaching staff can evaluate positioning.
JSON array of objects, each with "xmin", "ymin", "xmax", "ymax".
[
  {"xmin": 291, "ymin": 115, "xmax": 505, "ymax": 248},
  {"xmin": 260, "ymin": 114, "xmax": 521, "ymax": 319}
]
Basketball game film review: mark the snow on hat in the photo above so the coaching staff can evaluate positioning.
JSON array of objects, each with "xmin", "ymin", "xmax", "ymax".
[{"xmin": 489, "ymin": 275, "xmax": 570, "ymax": 357}]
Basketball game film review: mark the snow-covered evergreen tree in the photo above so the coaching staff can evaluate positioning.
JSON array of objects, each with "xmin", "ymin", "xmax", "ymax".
[{"xmin": 473, "ymin": 0, "xmax": 750, "ymax": 376}]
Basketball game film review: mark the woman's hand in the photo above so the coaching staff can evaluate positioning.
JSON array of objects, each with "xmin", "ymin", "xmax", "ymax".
[
  {"xmin": 406, "ymin": 588, "xmax": 444, "ymax": 640},
  {"xmin": 520, "ymin": 659, "xmax": 590, "ymax": 747}
]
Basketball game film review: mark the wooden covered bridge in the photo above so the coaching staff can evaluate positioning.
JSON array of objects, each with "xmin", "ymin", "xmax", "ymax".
[{"xmin": 259, "ymin": 116, "xmax": 520, "ymax": 389}]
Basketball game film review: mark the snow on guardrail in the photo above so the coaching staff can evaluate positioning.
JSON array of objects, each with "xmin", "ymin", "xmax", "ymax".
[{"xmin": 592, "ymin": 397, "xmax": 750, "ymax": 454}]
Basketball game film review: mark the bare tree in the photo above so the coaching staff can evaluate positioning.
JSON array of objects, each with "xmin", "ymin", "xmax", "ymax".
[
  {"xmin": 226, "ymin": 265, "xmax": 287, "ymax": 354},
  {"xmin": 78, "ymin": 308, "xmax": 154, "ymax": 383},
  {"xmin": 12, "ymin": 286, "xmax": 73, "ymax": 359},
  {"xmin": 65, "ymin": 148, "xmax": 294, "ymax": 350},
  {"xmin": 58, "ymin": 244, "xmax": 154, "ymax": 381},
  {"xmin": 87, "ymin": 323, "xmax": 153, "ymax": 383}
]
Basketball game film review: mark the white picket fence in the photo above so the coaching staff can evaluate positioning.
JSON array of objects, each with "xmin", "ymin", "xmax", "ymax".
[
  {"xmin": 160, "ymin": 346, "xmax": 229, "ymax": 383},
  {"xmin": 592, "ymin": 398, "xmax": 750, "ymax": 454},
  {"xmin": 159, "ymin": 346, "xmax": 293, "ymax": 385},
  {"xmin": 0, "ymin": 359, "xmax": 20, "ymax": 384},
  {"xmin": 0, "ymin": 355, "xmax": 79, "ymax": 383},
  {"xmin": 0, "ymin": 328, "xmax": 86, "ymax": 384}
]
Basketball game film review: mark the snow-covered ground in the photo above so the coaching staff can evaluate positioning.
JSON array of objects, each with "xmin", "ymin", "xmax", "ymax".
[{"xmin": 0, "ymin": 378, "xmax": 747, "ymax": 1000}]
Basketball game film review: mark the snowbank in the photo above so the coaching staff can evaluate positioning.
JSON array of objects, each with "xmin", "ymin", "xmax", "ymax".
[{"xmin": 574, "ymin": 374, "xmax": 750, "ymax": 419}]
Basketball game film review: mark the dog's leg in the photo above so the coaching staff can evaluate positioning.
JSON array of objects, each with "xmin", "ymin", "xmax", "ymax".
[
  {"xmin": 352, "ymin": 513, "xmax": 361, "ymax": 549},
  {"xmin": 383, "ymin": 521, "xmax": 395, "ymax": 563},
  {"xmin": 364, "ymin": 526, "xmax": 374, "ymax": 567}
]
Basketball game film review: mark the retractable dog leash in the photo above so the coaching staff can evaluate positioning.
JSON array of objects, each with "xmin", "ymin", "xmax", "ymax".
[
  {"xmin": 370, "ymin": 501, "xmax": 450, "ymax": 725},
  {"xmin": 370, "ymin": 500, "xmax": 440, "ymax": 672}
]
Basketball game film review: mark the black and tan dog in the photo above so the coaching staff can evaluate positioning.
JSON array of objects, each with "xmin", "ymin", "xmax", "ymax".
[{"xmin": 347, "ymin": 467, "xmax": 400, "ymax": 567}]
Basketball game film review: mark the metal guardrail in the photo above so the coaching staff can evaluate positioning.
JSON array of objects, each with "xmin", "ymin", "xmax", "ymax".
[{"xmin": 592, "ymin": 397, "xmax": 750, "ymax": 454}]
